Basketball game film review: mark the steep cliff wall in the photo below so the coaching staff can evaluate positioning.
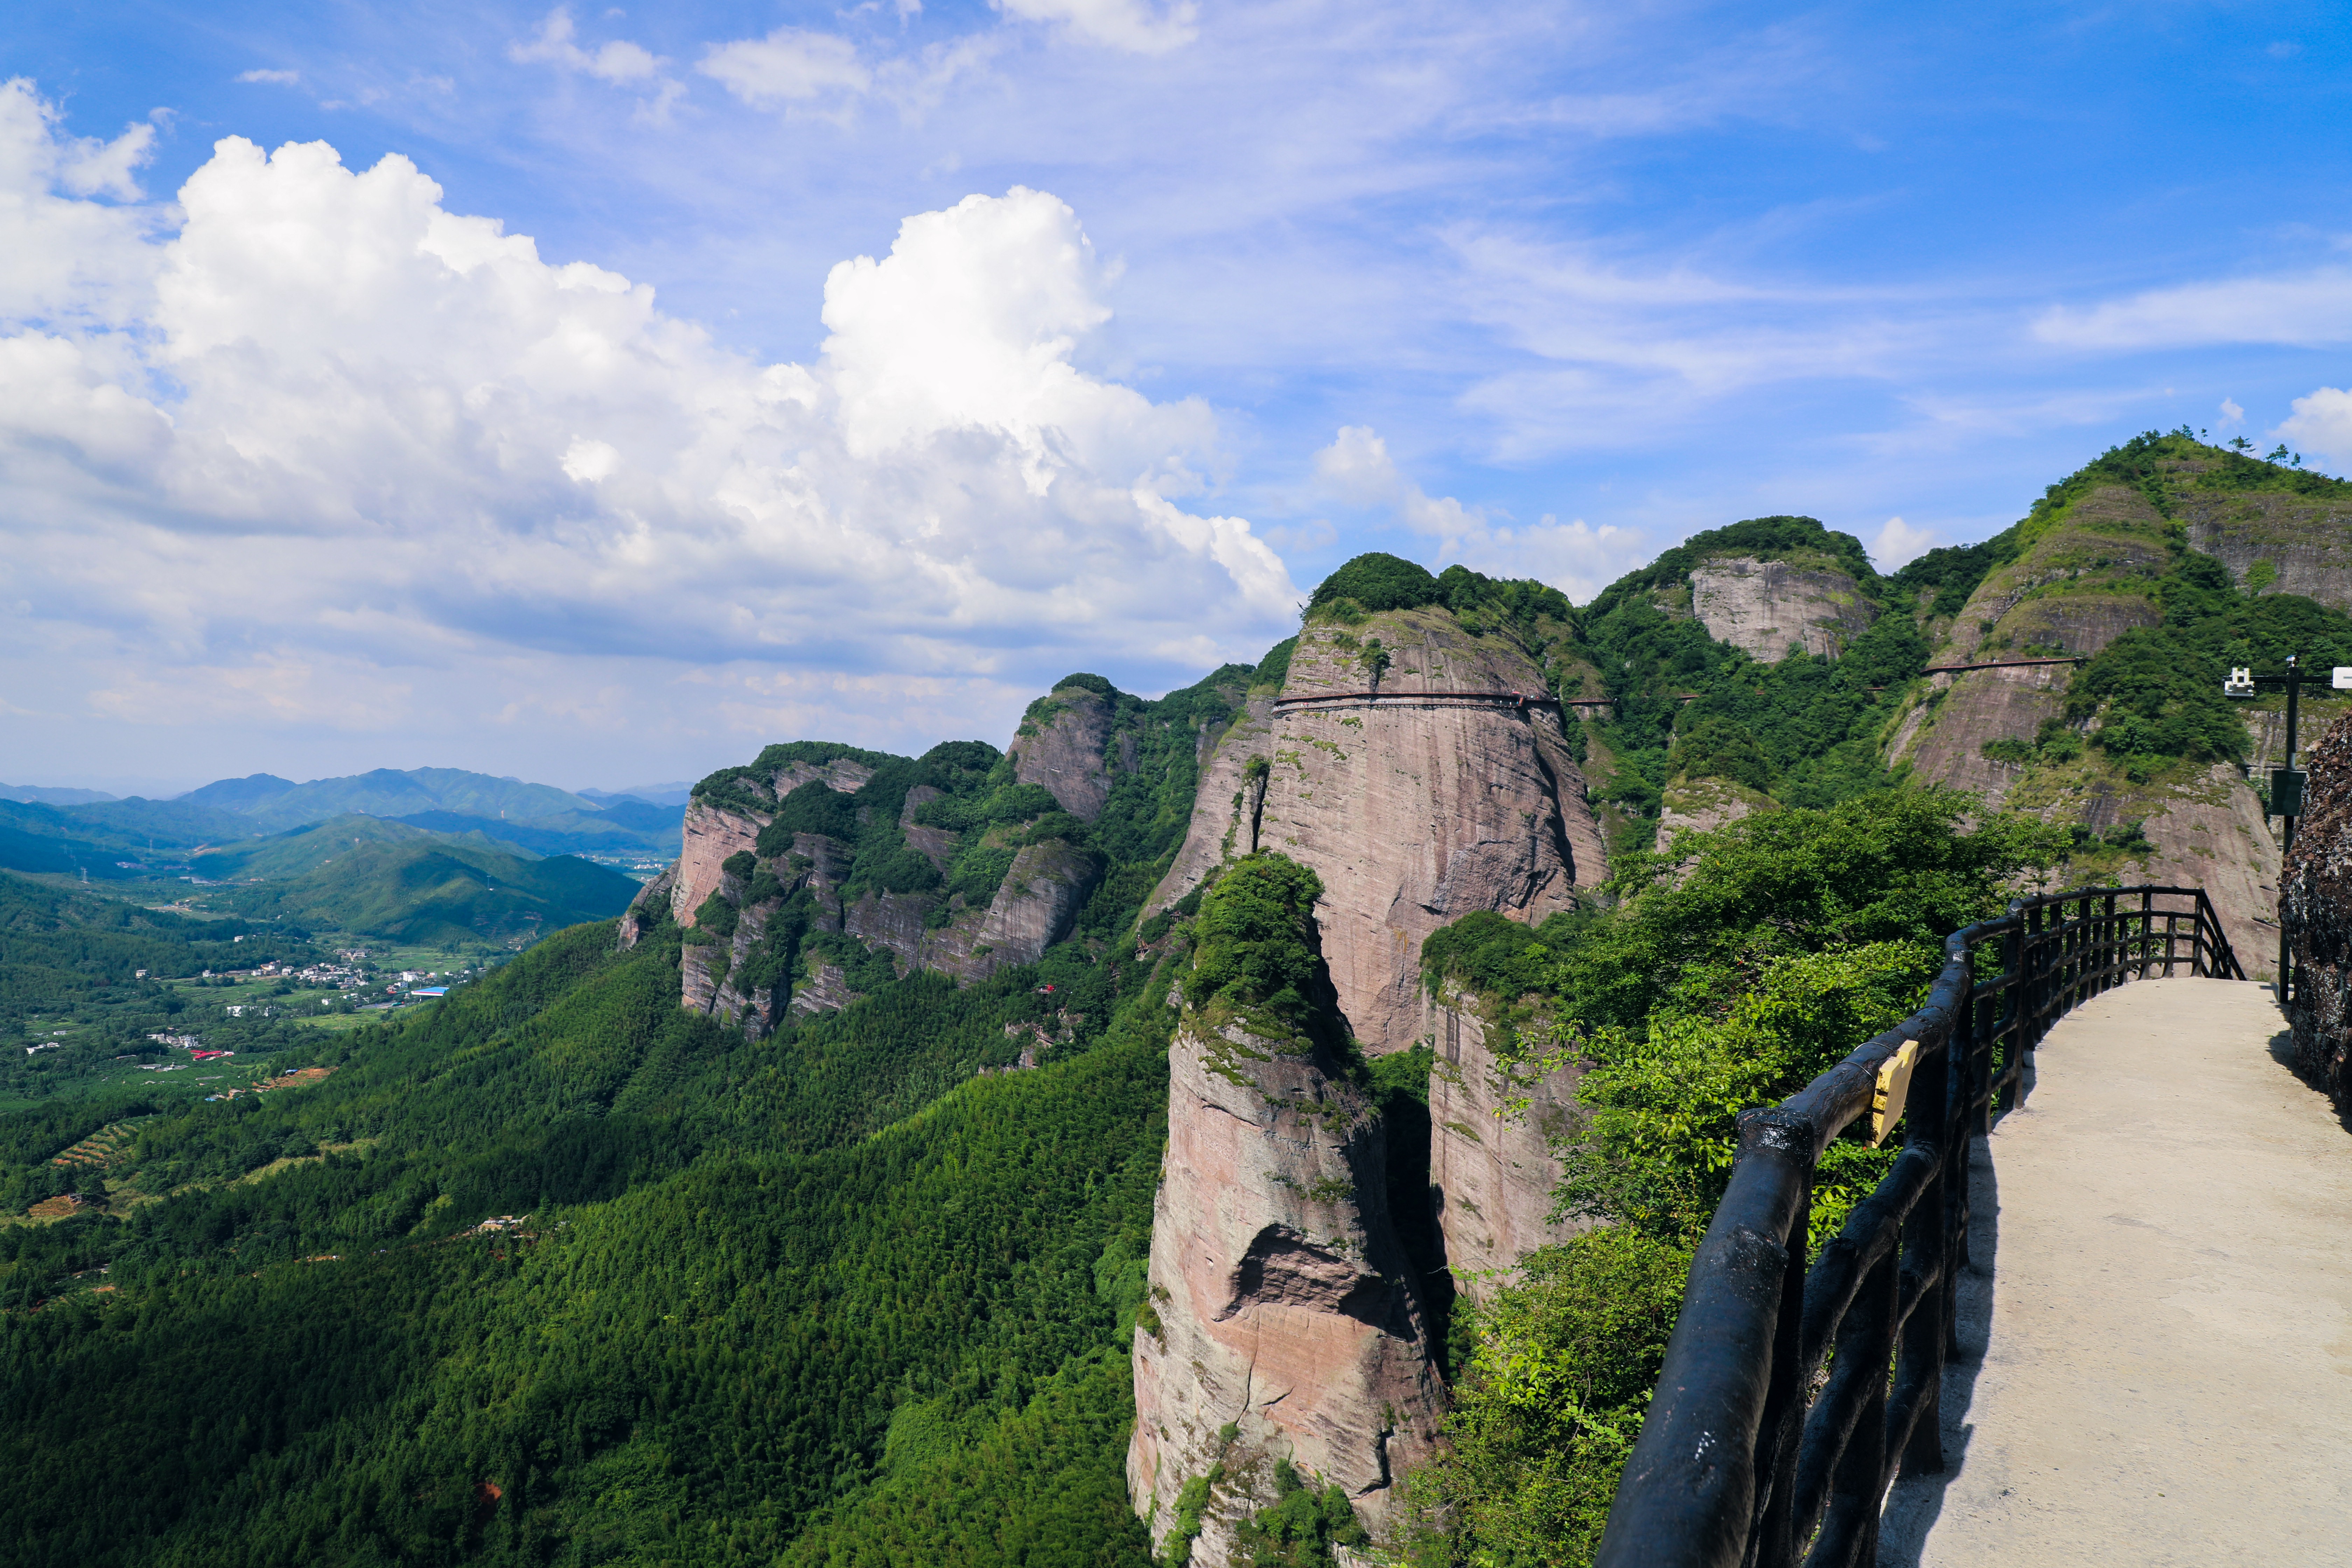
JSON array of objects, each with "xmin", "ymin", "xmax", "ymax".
[
  {"xmin": 1688, "ymin": 554, "xmax": 1877, "ymax": 662},
  {"xmin": 2283, "ymin": 711, "xmax": 2352, "ymax": 1116},
  {"xmin": 668, "ymin": 801, "xmax": 770, "ymax": 926},
  {"xmin": 1129, "ymin": 1003, "xmax": 1446, "ymax": 1560},
  {"xmin": 1424, "ymin": 984, "xmax": 1587, "ymax": 1304},
  {"xmin": 1148, "ymin": 607, "xmax": 1604, "ymax": 1056}
]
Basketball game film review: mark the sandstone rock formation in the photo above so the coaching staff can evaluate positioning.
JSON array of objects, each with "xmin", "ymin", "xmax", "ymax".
[
  {"xmin": 2282, "ymin": 711, "xmax": 2352, "ymax": 1116},
  {"xmin": 1888, "ymin": 477, "xmax": 2281, "ymax": 970},
  {"xmin": 1656, "ymin": 776, "xmax": 1775, "ymax": 846},
  {"xmin": 1688, "ymin": 554, "xmax": 1877, "ymax": 662},
  {"xmin": 2180, "ymin": 486, "xmax": 2352, "ymax": 614},
  {"xmin": 1148, "ymin": 607, "xmax": 1605, "ymax": 1055},
  {"xmin": 1424, "ymin": 982, "xmax": 1587, "ymax": 1304},
  {"xmin": 645, "ymin": 735, "xmax": 1104, "ymax": 1030},
  {"xmin": 1142, "ymin": 695, "xmax": 1278, "ymax": 919},
  {"xmin": 668, "ymin": 801, "xmax": 767, "ymax": 926},
  {"xmin": 1129, "ymin": 1006, "xmax": 1447, "ymax": 1560},
  {"xmin": 1009, "ymin": 682, "xmax": 1121, "ymax": 820}
]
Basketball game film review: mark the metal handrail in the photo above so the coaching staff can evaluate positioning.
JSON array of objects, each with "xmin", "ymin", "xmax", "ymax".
[{"xmin": 1595, "ymin": 884, "xmax": 2244, "ymax": 1568}]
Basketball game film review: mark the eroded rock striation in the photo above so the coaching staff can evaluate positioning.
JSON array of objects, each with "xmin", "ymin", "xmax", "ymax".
[
  {"xmin": 2282, "ymin": 712, "xmax": 2352, "ymax": 1116},
  {"xmin": 1150, "ymin": 606, "xmax": 1605, "ymax": 1056},
  {"xmin": 1424, "ymin": 982, "xmax": 1587, "ymax": 1304},
  {"xmin": 1009, "ymin": 681, "xmax": 1121, "ymax": 821},
  {"xmin": 1688, "ymin": 553, "xmax": 1877, "ymax": 662},
  {"xmin": 1129, "ymin": 861, "xmax": 1446, "ymax": 1560}
]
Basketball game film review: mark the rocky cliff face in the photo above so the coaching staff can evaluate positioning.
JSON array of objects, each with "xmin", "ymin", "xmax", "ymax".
[
  {"xmin": 1656, "ymin": 776, "xmax": 1774, "ymax": 846},
  {"xmin": 1129, "ymin": 1005, "xmax": 1447, "ymax": 1559},
  {"xmin": 1888, "ymin": 478, "xmax": 2281, "ymax": 970},
  {"xmin": 648, "ymin": 736, "xmax": 1105, "ymax": 1029},
  {"xmin": 1149, "ymin": 607, "xmax": 1605, "ymax": 1056},
  {"xmin": 1143, "ymin": 695, "xmax": 1278, "ymax": 920},
  {"xmin": 2283, "ymin": 711, "xmax": 2352, "ymax": 1116},
  {"xmin": 1688, "ymin": 554, "xmax": 1877, "ymax": 662},
  {"xmin": 668, "ymin": 801, "xmax": 768, "ymax": 927},
  {"xmin": 1424, "ymin": 983, "xmax": 1587, "ymax": 1304},
  {"xmin": 1009, "ymin": 683, "xmax": 1121, "ymax": 820},
  {"xmin": 2180, "ymin": 486, "xmax": 2352, "ymax": 614}
]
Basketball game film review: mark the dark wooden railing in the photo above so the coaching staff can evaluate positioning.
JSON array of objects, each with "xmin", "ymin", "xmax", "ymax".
[{"xmin": 1595, "ymin": 884, "xmax": 2244, "ymax": 1568}]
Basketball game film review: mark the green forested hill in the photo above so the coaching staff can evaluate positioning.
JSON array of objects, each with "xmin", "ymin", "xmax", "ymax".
[
  {"xmin": 213, "ymin": 838, "xmax": 638, "ymax": 947},
  {"xmin": 0, "ymin": 905, "xmax": 1176, "ymax": 1567}
]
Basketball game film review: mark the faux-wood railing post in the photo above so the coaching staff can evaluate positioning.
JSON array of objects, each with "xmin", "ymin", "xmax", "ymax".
[
  {"xmin": 2102, "ymin": 892, "xmax": 2119, "ymax": 992},
  {"xmin": 1750, "ymin": 1204, "xmax": 1811, "ymax": 1567},
  {"xmin": 1995, "ymin": 909, "xmax": 2024, "ymax": 1124},
  {"xmin": 1815, "ymin": 1249, "xmax": 1897, "ymax": 1564}
]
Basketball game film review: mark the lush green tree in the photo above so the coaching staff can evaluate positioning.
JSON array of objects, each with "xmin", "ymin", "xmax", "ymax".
[
  {"xmin": 1307, "ymin": 553, "xmax": 1444, "ymax": 617},
  {"xmin": 1394, "ymin": 1228, "xmax": 1690, "ymax": 1568}
]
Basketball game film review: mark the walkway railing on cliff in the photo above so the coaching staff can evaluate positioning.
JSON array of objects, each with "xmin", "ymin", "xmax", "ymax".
[{"xmin": 1594, "ymin": 884, "xmax": 2245, "ymax": 1568}]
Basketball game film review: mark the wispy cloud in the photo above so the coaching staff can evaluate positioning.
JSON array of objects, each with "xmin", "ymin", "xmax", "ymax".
[
  {"xmin": 698, "ymin": 29, "xmax": 872, "ymax": 111},
  {"xmin": 237, "ymin": 68, "xmax": 301, "ymax": 86},
  {"xmin": 2034, "ymin": 265, "xmax": 2352, "ymax": 350},
  {"xmin": 1312, "ymin": 425, "xmax": 1643, "ymax": 600},
  {"xmin": 994, "ymin": 0, "xmax": 1199, "ymax": 55},
  {"xmin": 510, "ymin": 8, "xmax": 684, "ymax": 119}
]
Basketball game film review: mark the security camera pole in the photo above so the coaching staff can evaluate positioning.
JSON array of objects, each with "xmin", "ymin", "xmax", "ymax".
[{"xmin": 2222, "ymin": 653, "xmax": 2348, "ymax": 1001}]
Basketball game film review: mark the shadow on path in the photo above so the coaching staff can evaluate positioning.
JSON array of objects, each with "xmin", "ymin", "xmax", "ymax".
[
  {"xmin": 1875, "ymin": 1055, "xmax": 2031, "ymax": 1567},
  {"xmin": 2267, "ymin": 1023, "xmax": 2352, "ymax": 1138}
]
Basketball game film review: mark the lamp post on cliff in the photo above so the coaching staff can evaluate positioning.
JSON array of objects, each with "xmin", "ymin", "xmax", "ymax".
[{"xmin": 2223, "ymin": 654, "xmax": 2334, "ymax": 1001}]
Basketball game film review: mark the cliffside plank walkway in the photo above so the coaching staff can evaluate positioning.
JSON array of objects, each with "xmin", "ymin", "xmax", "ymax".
[{"xmin": 1879, "ymin": 978, "xmax": 2352, "ymax": 1565}]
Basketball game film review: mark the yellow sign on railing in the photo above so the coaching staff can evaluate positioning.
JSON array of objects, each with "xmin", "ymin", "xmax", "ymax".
[{"xmin": 1871, "ymin": 1039, "xmax": 1921, "ymax": 1146}]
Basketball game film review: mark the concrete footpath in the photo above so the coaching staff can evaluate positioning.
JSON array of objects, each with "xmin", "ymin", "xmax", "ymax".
[{"xmin": 1879, "ymin": 978, "xmax": 2352, "ymax": 1567}]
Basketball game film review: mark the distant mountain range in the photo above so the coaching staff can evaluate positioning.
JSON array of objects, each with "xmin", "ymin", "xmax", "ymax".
[
  {"xmin": 212, "ymin": 833, "xmax": 638, "ymax": 946},
  {"xmin": 0, "ymin": 768, "xmax": 678, "ymax": 948},
  {"xmin": 0, "ymin": 766, "xmax": 683, "ymax": 878}
]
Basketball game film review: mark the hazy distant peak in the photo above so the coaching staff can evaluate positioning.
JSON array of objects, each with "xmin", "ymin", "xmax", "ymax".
[
  {"xmin": 0, "ymin": 783, "xmax": 119, "ymax": 806},
  {"xmin": 176, "ymin": 773, "xmax": 299, "ymax": 808}
]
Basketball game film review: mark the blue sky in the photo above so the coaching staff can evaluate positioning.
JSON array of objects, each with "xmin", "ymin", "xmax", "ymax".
[{"xmin": 3, "ymin": 1, "xmax": 2350, "ymax": 793}]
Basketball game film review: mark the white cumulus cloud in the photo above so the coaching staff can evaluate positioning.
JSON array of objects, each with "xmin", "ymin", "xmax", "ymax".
[
  {"xmin": 2278, "ymin": 387, "xmax": 2352, "ymax": 468},
  {"xmin": 0, "ymin": 85, "xmax": 1296, "ymax": 760},
  {"xmin": 1868, "ymin": 515, "xmax": 1935, "ymax": 572}
]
